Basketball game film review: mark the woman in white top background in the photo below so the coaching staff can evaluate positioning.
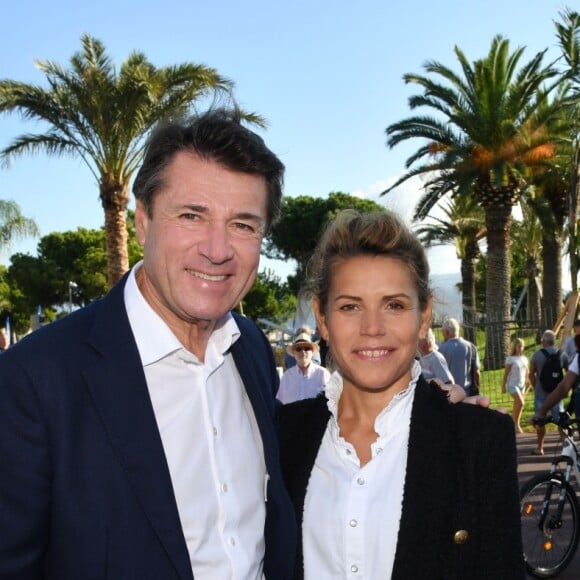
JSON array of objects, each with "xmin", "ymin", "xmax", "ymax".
[
  {"xmin": 502, "ymin": 337, "xmax": 529, "ymax": 433},
  {"xmin": 278, "ymin": 209, "xmax": 524, "ymax": 580}
]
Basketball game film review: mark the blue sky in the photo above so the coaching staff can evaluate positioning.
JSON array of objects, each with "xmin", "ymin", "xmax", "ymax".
[{"xmin": 0, "ymin": 0, "xmax": 570, "ymax": 302}]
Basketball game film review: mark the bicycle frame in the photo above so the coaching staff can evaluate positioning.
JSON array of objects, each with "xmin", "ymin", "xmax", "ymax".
[{"xmin": 534, "ymin": 425, "xmax": 579, "ymax": 534}]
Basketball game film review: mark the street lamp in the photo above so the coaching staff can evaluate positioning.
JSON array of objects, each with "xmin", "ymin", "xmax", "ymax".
[{"xmin": 68, "ymin": 281, "xmax": 78, "ymax": 314}]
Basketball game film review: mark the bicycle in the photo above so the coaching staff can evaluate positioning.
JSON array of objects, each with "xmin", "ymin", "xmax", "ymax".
[{"xmin": 520, "ymin": 412, "xmax": 580, "ymax": 577}]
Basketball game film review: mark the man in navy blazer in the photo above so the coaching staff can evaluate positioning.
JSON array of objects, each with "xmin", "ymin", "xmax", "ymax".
[{"xmin": 0, "ymin": 109, "xmax": 296, "ymax": 579}]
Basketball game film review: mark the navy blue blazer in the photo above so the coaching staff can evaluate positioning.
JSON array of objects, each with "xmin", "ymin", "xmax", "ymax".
[{"xmin": 0, "ymin": 275, "xmax": 296, "ymax": 579}]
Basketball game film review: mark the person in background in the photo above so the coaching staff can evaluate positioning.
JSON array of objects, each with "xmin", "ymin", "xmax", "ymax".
[
  {"xmin": 529, "ymin": 329, "xmax": 569, "ymax": 455},
  {"xmin": 277, "ymin": 331, "xmax": 330, "ymax": 404},
  {"xmin": 0, "ymin": 328, "xmax": 7, "ymax": 352},
  {"xmin": 439, "ymin": 317, "xmax": 480, "ymax": 396},
  {"xmin": 279, "ymin": 209, "xmax": 524, "ymax": 579},
  {"xmin": 563, "ymin": 318, "xmax": 580, "ymax": 360},
  {"xmin": 284, "ymin": 325, "xmax": 321, "ymax": 369},
  {"xmin": 0, "ymin": 109, "xmax": 296, "ymax": 579},
  {"xmin": 534, "ymin": 333, "xmax": 580, "ymax": 421},
  {"xmin": 417, "ymin": 327, "xmax": 454, "ymax": 384},
  {"xmin": 501, "ymin": 337, "xmax": 529, "ymax": 433}
]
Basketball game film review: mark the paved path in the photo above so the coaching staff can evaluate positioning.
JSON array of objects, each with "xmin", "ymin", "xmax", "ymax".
[{"xmin": 517, "ymin": 431, "xmax": 580, "ymax": 579}]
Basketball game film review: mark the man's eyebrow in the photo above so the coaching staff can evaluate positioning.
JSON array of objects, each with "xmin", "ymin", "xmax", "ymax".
[
  {"xmin": 181, "ymin": 203, "xmax": 207, "ymax": 213},
  {"xmin": 234, "ymin": 211, "xmax": 265, "ymax": 223}
]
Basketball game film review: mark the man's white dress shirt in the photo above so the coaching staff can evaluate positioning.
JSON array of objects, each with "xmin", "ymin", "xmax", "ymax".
[
  {"xmin": 125, "ymin": 263, "xmax": 266, "ymax": 579},
  {"xmin": 302, "ymin": 362, "xmax": 420, "ymax": 579}
]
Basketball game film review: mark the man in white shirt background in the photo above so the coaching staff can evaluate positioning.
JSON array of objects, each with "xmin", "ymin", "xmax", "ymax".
[{"xmin": 277, "ymin": 332, "xmax": 330, "ymax": 404}]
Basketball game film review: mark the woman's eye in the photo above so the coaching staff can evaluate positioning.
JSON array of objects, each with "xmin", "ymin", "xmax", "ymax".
[{"xmin": 339, "ymin": 303, "xmax": 358, "ymax": 312}]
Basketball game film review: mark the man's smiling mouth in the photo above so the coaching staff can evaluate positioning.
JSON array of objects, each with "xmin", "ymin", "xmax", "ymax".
[{"xmin": 187, "ymin": 269, "xmax": 228, "ymax": 282}]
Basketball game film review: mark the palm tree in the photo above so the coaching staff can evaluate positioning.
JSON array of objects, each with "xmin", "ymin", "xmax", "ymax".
[
  {"xmin": 415, "ymin": 196, "xmax": 485, "ymax": 345},
  {"xmin": 0, "ymin": 34, "xmax": 241, "ymax": 286},
  {"xmin": 0, "ymin": 199, "xmax": 39, "ymax": 254},
  {"xmin": 554, "ymin": 8, "xmax": 580, "ymax": 292},
  {"xmin": 383, "ymin": 36, "xmax": 560, "ymax": 368}
]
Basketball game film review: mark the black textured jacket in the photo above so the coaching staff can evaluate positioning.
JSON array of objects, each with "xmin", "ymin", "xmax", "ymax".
[{"xmin": 278, "ymin": 377, "xmax": 525, "ymax": 580}]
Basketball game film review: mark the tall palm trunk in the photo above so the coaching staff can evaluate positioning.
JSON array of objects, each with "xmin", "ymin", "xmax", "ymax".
[
  {"xmin": 460, "ymin": 238, "xmax": 479, "ymax": 345},
  {"xmin": 483, "ymin": 202, "xmax": 512, "ymax": 369},
  {"xmin": 100, "ymin": 177, "xmax": 130, "ymax": 287},
  {"xmin": 569, "ymin": 145, "xmax": 580, "ymax": 292},
  {"xmin": 541, "ymin": 232, "xmax": 563, "ymax": 331}
]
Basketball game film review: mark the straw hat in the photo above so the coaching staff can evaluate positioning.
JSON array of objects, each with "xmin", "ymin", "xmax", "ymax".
[{"xmin": 286, "ymin": 332, "xmax": 319, "ymax": 356}]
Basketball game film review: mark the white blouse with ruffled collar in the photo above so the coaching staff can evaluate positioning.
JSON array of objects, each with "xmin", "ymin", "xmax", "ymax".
[{"xmin": 302, "ymin": 361, "xmax": 421, "ymax": 579}]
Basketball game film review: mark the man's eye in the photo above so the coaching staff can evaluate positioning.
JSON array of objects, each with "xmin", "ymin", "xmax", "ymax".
[
  {"xmin": 180, "ymin": 212, "xmax": 199, "ymax": 220},
  {"xmin": 232, "ymin": 222, "xmax": 263, "ymax": 236},
  {"xmin": 235, "ymin": 222, "xmax": 254, "ymax": 231}
]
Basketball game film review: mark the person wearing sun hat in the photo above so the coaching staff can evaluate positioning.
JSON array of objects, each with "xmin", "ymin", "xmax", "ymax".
[{"xmin": 277, "ymin": 332, "xmax": 331, "ymax": 404}]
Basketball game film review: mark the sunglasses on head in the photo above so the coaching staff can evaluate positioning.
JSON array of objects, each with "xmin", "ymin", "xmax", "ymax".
[{"xmin": 295, "ymin": 346, "xmax": 312, "ymax": 353}]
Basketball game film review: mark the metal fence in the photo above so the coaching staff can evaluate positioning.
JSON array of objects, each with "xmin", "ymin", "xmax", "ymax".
[{"xmin": 433, "ymin": 307, "xmax": 567, "ymax": 408}]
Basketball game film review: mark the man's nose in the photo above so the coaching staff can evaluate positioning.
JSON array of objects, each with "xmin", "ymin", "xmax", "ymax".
[{"xmin": 198, "ymin": 223, "xmax": 235, "ymax": 264}]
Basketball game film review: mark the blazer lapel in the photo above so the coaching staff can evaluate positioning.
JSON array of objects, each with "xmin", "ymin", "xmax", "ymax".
[
  {"xmin": 230, "ymin": 325, "xmax": 279, "ymax": 472},
  {"xmin": 84, "ymin": 277, "xmax": 193, "ymax": 580}
]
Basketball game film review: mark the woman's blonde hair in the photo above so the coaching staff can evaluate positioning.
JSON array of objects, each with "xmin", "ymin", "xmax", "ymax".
[
  {"xmin": 301, "ymin": 209, "xmax": 432, "ymax": 314},
  {"xmin": 511, "ymin": 337, "xmax": 525, "ymax": 356}
]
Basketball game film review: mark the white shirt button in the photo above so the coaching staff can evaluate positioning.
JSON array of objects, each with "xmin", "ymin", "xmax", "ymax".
[
  {"xmin": 221, "ymin": 483, "xmax": 228, "ymax": 493},
  {"xmin": 357, "ymin": 477, "xmax": 365, "ymax": 486},
  {"xmin": 351, "ymin": 564, "xmax": 359, "ymax": 573},
  {"xmin": 345, "ymin": 449, "xmax": 352, "ymax": 455},
  {"xmin": 349, "ymin": 519, "xmax": 358, "ymax": 527},
  {"xmin": 229, "ymin": 537, "xmax": 236, "ymax": 546},
  {"xmin": 376, "ymin": 447, "xmax": 383, "ymax": 454},
  {"xmin": 213, "ymin": 426, "xmax": 218, "ymax": 436}
]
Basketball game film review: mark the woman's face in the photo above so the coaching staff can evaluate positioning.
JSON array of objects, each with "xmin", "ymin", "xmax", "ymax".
[{"xmin": 315, "ymin": 255, "xmax": 431, "ymax": 397}]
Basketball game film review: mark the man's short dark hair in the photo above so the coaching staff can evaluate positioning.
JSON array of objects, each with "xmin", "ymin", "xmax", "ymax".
[{"xmin": 132, "ymin": 108, "xmax": 284, "ymax": 231}]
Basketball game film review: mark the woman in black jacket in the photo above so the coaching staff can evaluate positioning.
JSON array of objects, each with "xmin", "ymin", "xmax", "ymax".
[{"xmin": 279, "ymin": 209, "xmax": 524, "ymax": 580}]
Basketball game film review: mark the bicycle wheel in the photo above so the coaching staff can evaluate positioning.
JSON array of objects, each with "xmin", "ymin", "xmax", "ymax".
[{"xmin": 520, "ymin": 473, "xmax": 580, "ymax": 578}]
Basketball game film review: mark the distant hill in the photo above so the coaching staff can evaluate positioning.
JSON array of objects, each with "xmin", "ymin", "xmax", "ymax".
[{"xmin": 431, "ymin": 272, "xmax": 462, "ymax": 320}]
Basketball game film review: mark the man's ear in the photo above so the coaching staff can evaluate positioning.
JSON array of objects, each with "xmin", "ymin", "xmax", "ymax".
[{"xmin": 134, "ymin": 200, "xmax": 148, "ymax": 247}]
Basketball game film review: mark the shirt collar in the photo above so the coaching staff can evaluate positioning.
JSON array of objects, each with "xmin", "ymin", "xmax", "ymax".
[
  {"xmin": 325, "ymin": 359, "xmax": 421, "ymax": 435},
  {"xmin": 124, "ymin": 261, "xmax": 240, "ymax": 366}
]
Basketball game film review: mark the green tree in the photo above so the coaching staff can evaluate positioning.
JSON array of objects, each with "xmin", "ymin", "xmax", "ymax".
[
  {"xmin": 264, "ymin": 192, "xmax": 384, "ymax": 293},
  {"xmin": 7, "ymin": 216, "xmax": 143, "ymax": 333},
  {"xmin": 383, "ymin": 36, "xmax": 560, "ymax": 368},
  {"xmin": 242, "ymin": 269, "xmax": 297, "ymax": 323},
  {"xmin": 510, "ymin": 197, "xmax": 543, "ymax": 329},
  {"xmin": 0, "ymin": 199, "xmax": 39, "ymax": 255},
  {"xmin": 0, "ymin": 34, "xmax": 238, "ymax": 287},
  {"xmin": 414, "ymin": 196, "xmax": 485, "ymax": 344}
]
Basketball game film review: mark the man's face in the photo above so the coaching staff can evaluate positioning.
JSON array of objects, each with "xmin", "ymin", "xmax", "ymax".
[
  {"xmin": 293, "ymin": 344, "xmax": 314, "ymax": 370},
  {"xmin": 135, "ymin": 151, "xmax": 268, "ymax": 338}
]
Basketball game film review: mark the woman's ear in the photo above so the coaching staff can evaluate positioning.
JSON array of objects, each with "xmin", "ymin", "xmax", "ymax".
[
  {"xmin": 313, "ymin": 298, "xmax": 328, "ymax": 342},
  {"xmin": 419, "ymin": 295, "xmax": 433, "ymax": 339}
]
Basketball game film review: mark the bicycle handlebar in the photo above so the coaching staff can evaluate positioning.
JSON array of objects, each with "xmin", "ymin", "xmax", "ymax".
[{"xmin": 532, "ymin": 412, "xmax": 578, "ymax": 432}]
